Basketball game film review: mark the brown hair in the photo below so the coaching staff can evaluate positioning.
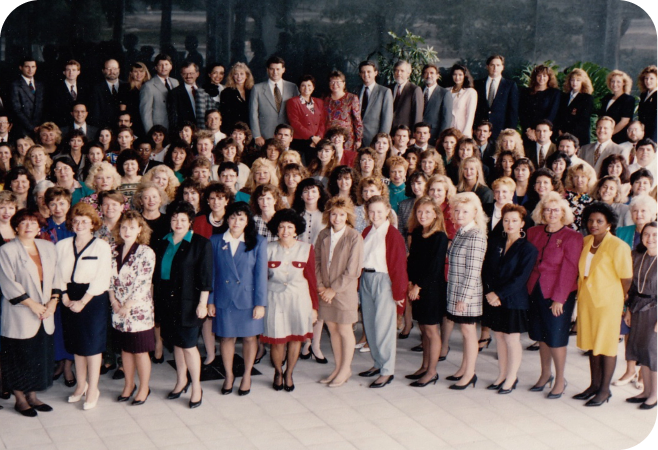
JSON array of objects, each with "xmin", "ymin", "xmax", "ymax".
[
  {"xmin": 250, "ymin": 183, "xmax": 285, "ymax": 215},
  {"xmin": 408, "ymin": 196, "xmax": 446, "ymax": 237},
  {"xmin": 322, "ymin": 196, "xmax": 356, "ymax": 228},
  {"xmin": 501, "ymin": 203, "xmax": 528, "ymax": 222},
  {"xmin": 112, "ymin": 210, "xmax": 152, "ymax": 245},
  {"xmin": 67, "ymin": 202, "xmax": 103, "ymax": 232}
]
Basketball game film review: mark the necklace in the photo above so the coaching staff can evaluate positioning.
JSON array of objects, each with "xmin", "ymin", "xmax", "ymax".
[
  {"xmin": 591, "ymin": 234, "xmax": 606, "ymax": 249},
  {"xmin": 637, "ymin": 252, "xmax": 657, "ymax": 294}
]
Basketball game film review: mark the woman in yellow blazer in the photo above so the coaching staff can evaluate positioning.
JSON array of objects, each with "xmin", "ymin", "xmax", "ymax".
[{"xmin": 574, "ymin": 202, "xmax": 632, "ymax": 407}]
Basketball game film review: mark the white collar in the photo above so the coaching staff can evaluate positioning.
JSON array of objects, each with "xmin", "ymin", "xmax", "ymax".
[
  {"xmin": 396, "ymin": 81, "xmax": 407, "ymax": 90},
  {"xmin": 268, "ymin": 79, "xmax": 282, "ymax": 89},
  {"xmin": 65, "ymin": 80, "xmax": 76, "ymax": 89},
  {"xmin": 460, "ymin": 221, "xmax": 476, "ymax": 232},
  {"xmin": 157, "ymin": 75, "xmax": 169, "ymax": 85},
  {"xmin": 21, "ymin": 75, "xmax": 34, "ymax": 85},
  {"xmin": 596, "ymin": 139, "xmax": 612, "ymax": 148},
  {"xmin": 331, "ymin": 226, "xmax": 347, "ymax": 239},
  {"xmin": 223, "ymin": 230, "xmax": 245, "ymax": 244},
  {"xmin": 372, "ymin": 220, "xmax": 390, "ymax": 234}
]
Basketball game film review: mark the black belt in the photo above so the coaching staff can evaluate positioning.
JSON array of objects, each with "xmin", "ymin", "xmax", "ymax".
[
  {"xmin": 363, "ymin": 268, "xmax": 376, "ymax": 273},
  {"xmin": 636, "ymin": 293, "xmax": 653, "ymax": 298}
]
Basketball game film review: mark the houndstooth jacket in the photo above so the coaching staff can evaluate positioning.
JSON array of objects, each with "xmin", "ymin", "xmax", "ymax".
[{"xmin": 447, "ymin": 223, "xmax": 487, "ymax": 317}]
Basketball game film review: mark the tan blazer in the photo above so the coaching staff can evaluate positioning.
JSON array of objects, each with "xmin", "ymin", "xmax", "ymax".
[
  {"xmin": 0, "ymin": 238, "xmax": 57, "ymax": 339},
  {"xmin": 314, "ymin": 226, "xmax": 364, "ymax": 311}
]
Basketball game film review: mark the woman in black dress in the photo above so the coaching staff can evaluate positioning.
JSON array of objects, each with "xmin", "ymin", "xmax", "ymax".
[
  {"xmin": 220, "ymin": 62, "xmax": 254, "ymax": 134},
  {"xmin": 555, "ymin": 68, "xmax": 594, "ymax": 146},
  {"xmin": 153, "ymin": 201, "xmax": 212, "ymax": 409},
  {"xmin": 637, "ymin": 66, "xmax": 657, "ymax": 142},
  {"xmin": 600, "ymin": 70, "xmax": 636, "ymax": 144},
  {"xmin": 519, "ymin": 65, "xmax": 561, "ymax": 142},
  {"xmin": 483, "ymin": 204, "xmax": 538, "ymax": 394},
  {"xmin": 405, "ymin": 197, "xmax": 449, "ymax": 387}
]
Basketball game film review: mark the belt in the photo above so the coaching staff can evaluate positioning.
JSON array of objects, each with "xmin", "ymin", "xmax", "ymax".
[{"xmin": 363, "ymin": 268, "xmax": 376, "ymax": 273}]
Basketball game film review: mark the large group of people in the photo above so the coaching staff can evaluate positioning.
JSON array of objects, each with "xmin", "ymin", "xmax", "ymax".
[{"xmin": 0, "ymin": 52, "xmax": 656, "ymax": 419}]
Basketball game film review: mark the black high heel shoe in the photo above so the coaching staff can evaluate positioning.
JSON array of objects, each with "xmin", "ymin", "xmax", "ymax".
[
  {"xmin": 151, "ymin": 352, "xmax": 165, "ymax": 364},
  {"xmin": 221, "ymin": 380, "xmax": 234, "ymax": 395},
  {"xmin": 254, "ymin": 348, "xmax": 267, "ymax": 365},
  {"xmin": 585, "ymin": 393, "xmax": 611, "ymax": 407},
  {"xmin": 449, "ymin": 374, "xmax": 477, "ymax": 390},
  {"xmin": 132, "ymin": 389, "xmax": 150, "ymax": 405},
  {"xmin": 410, "ymin": 374, "xmax": 439, "ymax": 387},
  {"xmin": 547, "ymin": 380, "xmax": 568, "ymax": 399},
  {"xmin": 529, "ymin": 375, "xmax": 554, "ymax": 392},
  {"xmin": 299, "ymin": 346, "xmax": 312, "ymax": 360},
  {"xmin": 498, "ymin": 379, "xmax": 518, "ymax": 394},
  {"xmin": 283, "ymin": 370, "xmax": 295, "ymax": 392},
  {"xmin": 238, "ymin": 379, "xmax": 251, "ymax": 396},
  {"xmin": 445, "ymin": 374, "xmax": 463, "ymax": 381},
  {"xmin": 0, "ymin": 390, "xmax": 10, "ymax": 400},
  {"xmin": 478, "ymin": 338, "xmax": 492, "ymax": 352},
  {"xmin": 405, "ymin": 371, "xmax": 427, "ymax": 380},
  {"xmin": 398, "ymin": 323, "xmax": 414, "ymax": 339},
  {"xmin": 167, "ymin": 380, "xmax": 191, "ymax": 399},
  {"xmin": 100, "ymin": 363, "xmax": 116, "ymax": 375},
  {"xmin": 309, "ymin": 347, "xmax": 328, "ymax": 364},
  {"xmin": 14, "ymin": 404, "xmax": 37, "ymax": 417},
  {"xmin": 438, "ymin": 346, "xmax": 450, "ymax": 361},
  {"xmin": 189, "ymin": 389, "xmax": 203, "ymax": 409},
  {"xmin": 64, "ymin": 375, "xmax": 77, "ymax": 388},
  {"xmin": 117, "ymin": 385, "xmax": 137, "ymax": 402},
  {"xmin": 273, "ymin": 371, "xmax": 284, "ymax": 391},
  {"xmin": 487, "ymin": 380, "xmax": 505, "ymax": 390},
  {"xmin": 572, "ymin": 390, "xmax": 597, "ymax": 401}
]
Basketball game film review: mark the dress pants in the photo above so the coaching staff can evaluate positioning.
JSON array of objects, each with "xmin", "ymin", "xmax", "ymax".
[{"xmin": 359, "ymin": 272, "xmax": 397, "ymax": 376}]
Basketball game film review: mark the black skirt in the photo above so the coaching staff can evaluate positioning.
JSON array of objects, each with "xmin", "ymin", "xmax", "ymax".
[
  {"xmin": 411, "ymin": 284, "xmax": 446, "ymax": 325},
  {"xmin": 0, "ymin": 324, "xmax": 54, "ymax": 392},
  {"xmin": 159, "ymin": 280, "xmax": 200, "ymax": 349},
  {"xmin": 483, "ymin": 301, "xmax": 529, "ymax": 334},
  {"xmin": 446, "ymin": 312, "xmax": 481, "ymax": 324},
  {"xmin": 528, "ymin": 282, "xmax": 576, "ymax": 348},
  {"xmin": 115, "ymin": 328, "xmax": 156, "ymax": 354},
  {"xmin": 61, "ymin": 283, "xmax": 109, "ymax": 356}
]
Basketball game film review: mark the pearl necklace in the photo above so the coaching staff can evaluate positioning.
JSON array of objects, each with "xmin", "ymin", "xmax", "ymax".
[{"xmin": 637, "ymin": 252, "xmax": 657, "ymax": 294}]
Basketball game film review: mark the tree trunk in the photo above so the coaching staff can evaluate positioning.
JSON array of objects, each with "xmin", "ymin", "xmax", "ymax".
[
  {"xmin": 161, "ymin": 0, "xmax": 173, "ymax": 50},
  {"xmin": 206, "ymin": 0, "xmax": 221, "ymax": 63},
  {"xmin": 113, "ymin": 0, "xmax": 126, "ymax": 43}
]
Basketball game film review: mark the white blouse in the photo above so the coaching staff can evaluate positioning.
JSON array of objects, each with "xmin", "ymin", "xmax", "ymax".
[{"xmin": 55, "ymin": 236, "xmax": 112, "ymax": 297}]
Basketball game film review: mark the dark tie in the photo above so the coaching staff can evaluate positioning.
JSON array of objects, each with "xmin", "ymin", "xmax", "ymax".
[
  {"xmin": 423, "ymin": 88, "xmax": 430, "ymax": 112},
  {"xmin": 192, "ymin": 86, "xmax": 197, "ymax": 99},
  {"xmin": 394, "ymin": 84, "xmax": 402, "ymax": 109},
  {"xmin": 361, "ymin": 87, "xmax": 369, "ymax": 119},
  {"xmin": 274, "ymin": 84, "xmax": 282, "ymax": 113},
  {"xmin": 71, "ymin": 85, "xmax": 77, "ymax": 101},
  {"xmin": 165, "ymin": 79, "xmax": 171, "ymax": 91},
  {"xmin": 594, "ymin": 144, "xmax": 602, "ymax": 165},
  {"xmin": 111, "ymin": 84, "xmax": 117, "ymax": 96},
  {"xmin": 487, "ymin": 80, "xmax": 496, "ymax": 107},
  {"xmin": 29, "ymin": 81, "xmax": 35, "ymax": 94}
]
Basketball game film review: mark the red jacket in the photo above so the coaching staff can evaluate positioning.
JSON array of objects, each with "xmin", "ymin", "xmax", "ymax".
[
  {"xmin": 340, "ymin": 150, "xmax": 357, "ymax": 168},
  {"xmin": 286, "ymin": 96, "xmax": 326, "ymax": 140},
  {"xmin": 362, "ymin": 224, "xmax": 409, "ymax": 314}
]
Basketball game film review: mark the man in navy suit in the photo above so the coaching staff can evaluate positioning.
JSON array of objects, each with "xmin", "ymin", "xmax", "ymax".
[
  {"xmin": 168, "ymin": 61, "xmax": 204, "ymax": 130},
  {"xmin": 474, "ymin": 121, "xmax": 496, "ymax": 172},
  {"xmin": 10, "ymin": 57, "xmax": 45, "ymax": 136},
  {"xmin": 389, "ymin": 60, "xmax": 424, "ymax": 130},
  {"xmin": 474, "ymin": 55, "xmax": 519, "ymax": 141},
  {"xmin": 89, "ymin": 59, "xmax": 128, "ymax": 129},
  {"xmin": 46, "ymin": 60, "xmax": 86, "ymax": 128},
  {"xmin": 249, "ymin": 56, "xmax": 299, "ymax": 147},
  {"xmin": 421, "ymin": 63, "xmax": 453, "ymax": 145},
  {"xmin": 60, "ymin": 102, "xmax": 98, "ymax": 140},
  {"xmin": 356, "ymin": 60, "xmax": 393, "ymax": 147}
]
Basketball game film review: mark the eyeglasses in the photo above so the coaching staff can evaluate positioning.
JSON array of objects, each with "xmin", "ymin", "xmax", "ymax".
[
  {"xmin": 545, "ymin": 208, "xmax": 562, "ymax": 215},
  {"xmin": 54, "ymin": 166, "xmax": 73, "ymax": 172}
]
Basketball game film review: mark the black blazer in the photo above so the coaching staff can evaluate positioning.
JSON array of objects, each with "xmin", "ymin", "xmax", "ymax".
[
  {"xmin": 555, "ymin": 92, "xmax": 594, "ymax": 146},
  {"xmin": 407, "ymin": 229, "xmax": 448, "ymax": 294},
  {"xmin": 220, "ymin": 87, "xmax": 251, "ymax": 133},
  {"xmin": 480, "ymin": 142, "xmax": 496, "ymax": 172},
  {"xmin": 167, "ymin": 85, "xmax": 196, "ymax": 130},
  {"xmin": 518, "ymin": 87, "xmax": 561, "ymax": 133},
  {"xmin": 60, "ymin": 124, "xmax": 99, "ymax": 141},
  {"xmin": 483, "ymin": 203, "xmax": 505, "ymax": 242},
  {"xmin": 390, "ymin": 82, "xmax": 424, "ymax": 129},
  {"xmin": 599, "ymin": 93, "xmax": 635, "ymax": 144},
  {"xmin": 46, "ymin": 81, "xmax": 89, "ymax": 127},
  {"xmin": 89, "ymin": 81, "xmax": 129, "ymax": 128},
  {"xmin": 475, "ymin": 77, "xmax": 519, "ymax": 139},
  {"xmin": 141, "ymin": 159, "xmax": 163, "ymax": 175},
  {"xmin": 483, "ymin": 237, "xmax": 538, "ymax": 309},
  {"xmin": 153, "ymin": 233, "xmax": 213, "ymax": 328},
  {"xmin": 638, "ymin": 90, "xmax": 657, "ymax": 142},
  {"xmin": 10, "ymin": 78, "xmax": 45, "ymax": 135}
]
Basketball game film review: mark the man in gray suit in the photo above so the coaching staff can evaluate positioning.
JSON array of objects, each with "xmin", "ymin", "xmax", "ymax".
[
  {"xmin": 421, "ymin": 64, "xmax": 453, "ymax": 145},
  {"xmin": 579, "ymin": 116, "xmax": 623, "ymax": 173},
  {"xmin": 249, "ymin": 56, "xmax": 299, "ymax": 147},
  {"xmin": 140, "ymin": 54, "xmax": 179, "ymax": 132},
  {"xmin": 356, "ymin": 60, "xmax": 393, "ymax": 147}
]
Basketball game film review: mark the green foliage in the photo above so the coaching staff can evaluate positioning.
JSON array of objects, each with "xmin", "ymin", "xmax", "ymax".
[{"xmin": 376, "ymin": 30, "xmax": 439, "ymax": 86}]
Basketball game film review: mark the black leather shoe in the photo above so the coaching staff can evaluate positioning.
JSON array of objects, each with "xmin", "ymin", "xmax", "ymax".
[
  {"xmin": 640, "ymin": 402, "xmax": 657, "ymax": 410},
  {"xmin": 189, "ymin": 390, "xmax": 202, "ymax": 409},
  {"xmin": 30, "ymin": 403, "xmax": 53, "ymax": 412},
  {"xmin": 626, "ymin": 397, "xmax": 649, "ymax": 404},
  {"xmin": 405, "ymin": 371, "xmax": 427, "ymax": 380},
  {"xmin": 64, "ymin": 376, "xmax": 77, "ymax": 388},
  {"xmin": 14, "ymin": 404, "xmax": 37, "ymax": 417},
  {"xmin": 498, "ymin": 379, "xmax": 518, "ymax": 394},
  {"xmin": 358, "ymin": 368, "xmax": 381, "ymax": 378},
  {"xmin": 449, "ymin": 375, "xmax": 477, "ymax": 390},
  {"xmin": 132, "ymin": 389, "xmax": 150, "ymax": 405},
  {"xmin": 572, "ymin": 390, "xmax": 596, "ymax": 401},
  {"xmin": 438, "ymin": 346, "xmax": 450, "ymax": 361},
  {"xmin": 254, "ymin": 348, "xmax": 267, "ymax": 365},
  {"xmin": 529, "ymin": 375, "xmax": 554, "ymax": 392},
  {"xmin": 112, "ymin": 368, "xmax": 125, "ymax": 380},
  {"xmin": 398, "ymin": 323, "xmax": 413, "ymax": 339},
  {"xmin": 410, "ymin": 374, "xmax": 438, "ymax": 387},
  {"xmin": 283, "ymin": 383, "xmax": 295, "ymax": 392},
  {"xmin": 167, "ymin": 380, "xmax": 191, "ymax": 399},
  {"xmin": 100, "ymin": 363, "xmax": 116, "ymax": 375},
  {"xmin": 487, "ymin": 380, "xmax": 505, "ymax": 390},
  {"xmin": 0, "ymin": 390, "xmax": 10, "ymax": 400},
  {"xmin": 526, "ymin": 342, "xmax": 540, "ymax": 351},
  {"xmin": 299, "ymin": 348, "xmax": 312, "ymax": 360},
  {"xmin": 273, "ymin": 371, "xmax": 284, "ymax": 391},
  {"xmin": 547, "ymin": 380, "xmax": 568, "ymax": 399},
  {"xmin": 585, "ymin": 393, "xmax": 611, "ymax": 407},
  {"xmin": 151, "ymin": 353, "xmax": 165, "ymax": 364},
  {"xmin": 310, "ymin": 348, "xmax": 328, "ymax": 364},
  {"xmin": 238, "ymin": 388, "xmax": 250, "ymax": 396},
  {"xmin": 117, "ymin": 385, "xmax": 137, "ymax": 402},
  {"xmin": 445, "ymin": 374, "xmax": 463, "ymax": 381},
  {"xmin": 411, "ymin": 344, "xmax": 424, "ymax": 352},
  {"xmin": 369, "ymin": 375, "xmax": 394, "ymax": 388}
]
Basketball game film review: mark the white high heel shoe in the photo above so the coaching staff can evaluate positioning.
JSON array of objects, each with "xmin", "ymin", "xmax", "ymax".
[
  {"xmin": 68, "ymin": 383, "xmax": 88, "ymax": 403},
  {"xmin": 83, "ymin": 389, "xmax": 99, "ymax": 410},
  {"xmin": 613, "ymin": 370, "xmax": 639, "ymax": 387}
]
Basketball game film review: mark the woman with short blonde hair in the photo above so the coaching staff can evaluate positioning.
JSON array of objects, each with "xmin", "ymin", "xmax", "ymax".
[
  {"xmin": 565, "ymin": 162, "xmax": 597, "ymax": 231},
  {"xmin": 141, "ymin": 165, "xmax": 180, "ymax": 205},
  {"xmin": 242, "ymin": 158, "xmax": 278, "ymax": 195},
  {"xmin": 494, "ymin": 129, "xmax": 525, "ymax": 161},
  {"xmin": 601, "ymin": 70, "xmax": 636, "ymax": 143}
]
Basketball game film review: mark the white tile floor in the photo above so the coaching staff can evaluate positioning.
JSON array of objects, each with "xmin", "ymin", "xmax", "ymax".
[{"xmin": 0, "ymin": 330, "xmax": 656, "ymax": 450}]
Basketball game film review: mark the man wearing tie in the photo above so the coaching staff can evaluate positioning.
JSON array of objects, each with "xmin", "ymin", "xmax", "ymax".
[
  {"xmin": 421, "ymin": 63, "xmax": 453, "ymax": 145},
  {"xmin": 168, "ymin": 61, "xmax": 207, "ymax": 130},
  {"xmin": 140, "ymin": 54, "xmax": 179, "ymax": 132},
  {"xmin": 0, "ymin": 114, "xmax": 12, "ymax": 143},
  {"xmin": 10, "ymin": 57, "xmax": 44, "ymax": 136},
  {"xmin": 249, "ymin": 56, "xmax": 299, "ymax": 147},
  {"xmin": 356, "ymin": 60, "xmax": 393, "ymax": 147},
  {"xmin": 474, "ymin": 121, "xmax": 496, "ymax": 171},
  {"xmin": 89, "ymin": 59, "xmax": 128, "ymax": 129},
  {"xmin": 47, "ymin": 60, "xmax": 86, "ymax": 128},
  {"xmin": 528, "ymin": 120, "xmax": 557, "ymax": 168},
  {"xmin": 579, "ymin": 116, "xmax": 623, "ymax": 173},
  {"xmin": 474, "ymin": 55, "xmax": 519, "ymax": 141},
  {"xmin": 389, "ymin": 60, "xmax": 424, "ymax": 130},
  {"xmin": 60, "ymin": 102, "xmax": 98, "ymax": 141}
]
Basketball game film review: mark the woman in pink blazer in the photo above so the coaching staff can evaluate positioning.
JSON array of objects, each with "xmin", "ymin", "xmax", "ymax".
[{"xmin": 287, "ymin": 75, "xmax": 326, "ymax": 164}]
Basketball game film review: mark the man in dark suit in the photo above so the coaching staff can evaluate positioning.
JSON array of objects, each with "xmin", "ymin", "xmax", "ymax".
[
  {"xmin": 474, "ymin": 120, "xmax": 496, "ymax": 172},
  {"xmin": 474, "ymin": 55, "xmax": 519, "ymax": 141},
  {"xmin": 389, "ymin": 60, "xmax": 424, "ymax": 130},
  {"xmin": 0, "ymin": 113, "xmax": 12, "ymax": 143},
  {"xmin": 527, "ymin": 120, "xmax": 557, "ymax": 169},
  {"xmin": 46, "ymin": 60, "xmax": 87, "ymax": 128},
  {"xmin": 356, "ymin": 60, "xmax": 393, "ymax": 147},
  {"xmin": 10, "ymin": 57, "xmax": 45, "ymax": 136},
  {"xmin": 89, "ymin": 59, "xmax": 128, "ymax": 129},
  {"xmin": 60, "ymin": 102, "xmax": 98, "ymax": 140},
  {"xmin": 168, "ymin": 61, "xmax": 202, "ymax": 130},
  {"xmin": 407, "ymin": 122, "xmax": 435, "ymax": 153},
  {"xmin": 421, "ymin": 63, "xmax": 453, "ymax": 145}
]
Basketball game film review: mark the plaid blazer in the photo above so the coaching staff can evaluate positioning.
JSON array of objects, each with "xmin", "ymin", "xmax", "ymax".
[
  {"xmin": 195, "ymin": 88, "xmax": 219, "ymax": 130},
  {"xmin": 447, "ymin": 226, "xmax": 487, "ymax": 317}
]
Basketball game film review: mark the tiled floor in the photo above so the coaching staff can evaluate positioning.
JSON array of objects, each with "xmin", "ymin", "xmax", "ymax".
[{"xmin": 0, "ymin": 329, "xmax": 655, "ymax": 450}]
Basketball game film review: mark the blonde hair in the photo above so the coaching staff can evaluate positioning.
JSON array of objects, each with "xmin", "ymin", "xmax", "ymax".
[
  {"xmin": 494, "ymin": 129, "xmax": 525, "ymax": 160},
  {"xmin": 418, "ymin": 149, "xmax": 446, "ymax": 176},
  {"xmin": 85, "ymin": 161, "xmax": 121, "ymax": 191},
  {"xmin": 563, "ymin": 68, "xmax": 594, "ymax": 95},
  {"xmin": 0, "ymin": 190, "xmax": 18, "ymax": 207},
  {"xmin": 322, "ymin": 196, "xmax": 356, "ymax": 228},
  {"xmin": 37, "ymin": 122, "xmax": 62, "ymax": 145},
  {"xmin": 132, "ymin": 182, "xmax": 169, "ymax": 211},
  {"xmin": 225, "ymin": 62, "xmax": 255, "ymax": 90},
  {"xmin": 449, "ymin": 192, "xmax": 488, "ymax": 234},
  {"xmin": 244, "ymin": 158, "xmax": 278, "ymax": 194},
  {"xmin": 607, "ymin": 70, "xmax": 633, "ymax": 95},
  {"xmin": 638, "ymin": 65, "xmax": 658, "ymax": 93},
  {"xmin": 141, "ymin": 165, "xmax": 180, "ymax": 201},
  {"xmin": 129, "ymin": 62, "xmax": 151, "ymax": 89},
  {"xmin": 457, "ymin": 157, "xmax": 488, "ymax": 193},
  {"xmin": 357, "ymin": 176, "xmax": 390, "ymax": 205},
  {"xmin": 426, "ymin": 174, "xmax": 457, "ymax": 202},
  {"xmin": 491, "ymin": 176, "xmax": 516, "ymax": 191},
  {"xmin": 23, "ymin": 145, "xmax": 53, "ymax": 175},
  {"xmin": 565, "ymin": 162, "xmax": 597, "ymax": 191},
  {"xmin": 407, "ymin": 196, "xmax": 445, "ymax": 237},
  {"xmin": 531, "ymin": 191, "xmax": 575, "ymax": 225}
]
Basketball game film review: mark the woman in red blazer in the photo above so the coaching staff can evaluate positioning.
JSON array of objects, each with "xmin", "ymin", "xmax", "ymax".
[
  {"xmin": 357, "ymin": 195, "xmax": 408, "ymax": 388},
  {"xmin": 286, "ymin": 75, "xmax": 326, "ymax": 164}
]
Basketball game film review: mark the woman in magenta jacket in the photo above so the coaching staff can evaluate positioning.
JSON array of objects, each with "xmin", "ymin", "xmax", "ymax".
[{"xmin": 286, "ymin": 75, "xmax": 326, "ymax": 163}]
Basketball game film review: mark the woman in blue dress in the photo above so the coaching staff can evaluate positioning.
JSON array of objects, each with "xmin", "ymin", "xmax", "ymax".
[{"xmin": 208, "ymin": 201, "xmax": 268, "ymax": 396}]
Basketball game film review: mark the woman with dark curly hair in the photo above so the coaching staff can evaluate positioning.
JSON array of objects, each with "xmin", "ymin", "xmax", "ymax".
[
  {"xmin": 511, "ymin": 157, "xmax": 535, "ymax": 207},
  {"xmin": 4, "ymin": 166, "xmax": 36, "ymax": 210},
  {"xmin": 573, "ymin": 202, "xmax": 632, "ymax": 407},
  {"xmin": 354, "ymin": 147, "xmax": 381, "ymax": 180},
  {"xmin": 292, "ymin": 178, "xmax": 329, "ymax": 246},
  {"xmin": 207, "ymin": 201, "xmax": 268, "ymax": 396},
  {"xmin": 448, "ymin": 64, "xmax": 477, "ymax": 138},
  {"xmin": 279, "ymin": 163, "xmax": 307, "ymax": 208},
  {"xmin": 163, "ymin": 140, "xmax": 194, "ymax": 183},
  {"xmin": 115, "ymin": 150, "xmax": 142, "ymax": 201},
  {"xmin": 264, "ymin": 209, "xmax": 319, "ymax": 392},
  {"xmin": 598, "ymin": 154, "xmax": 631, "ymax": 199},
  {"xmin": 545, "ymin": 151, "xmax": 571, "ymax": 187},
  {"xmin": 519, "ymin": 65, "xmax": 561, "ymax": 142},
  {"xmin": 524, "ymin": 168, "xmax": 564, "ymax": 221},
  {"xmin": 328, "ymin": 165, "xmax": 359, "ymax": 205}
]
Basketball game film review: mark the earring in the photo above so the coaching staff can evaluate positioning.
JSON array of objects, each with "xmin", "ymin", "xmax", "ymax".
[{"xmin": 520, "ymin": 230, "xmax": 526, "ymax": 239}]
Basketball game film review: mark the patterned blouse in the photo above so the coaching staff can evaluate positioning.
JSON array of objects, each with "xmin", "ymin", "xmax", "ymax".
[
  {"xmin": 110, "ymin": 244, "xmax": 156, "ymax": 333},
  {"xmin": 565, "ymin": 190, "xmax": 594, "ymax": 232},
  {"xmin": 447, "ymin": 222, "xmax": 487, "ymax": 318},
  {"xmin": 324, "ymin": 92, "xmax": 363, "ymax": 152},
  {"xmin": 254, "ymin": 215, "xmax": 277, "ymax": 242}
]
